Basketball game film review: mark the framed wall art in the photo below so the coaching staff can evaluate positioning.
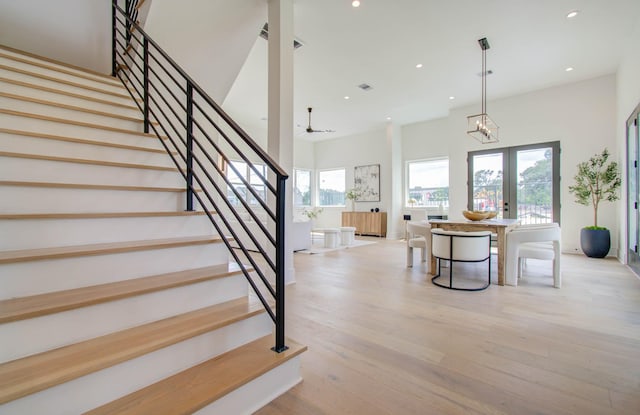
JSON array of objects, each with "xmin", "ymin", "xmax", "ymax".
[{"xmin": 354, "ymin": 164, "xmax": 380, "ymax": 202}]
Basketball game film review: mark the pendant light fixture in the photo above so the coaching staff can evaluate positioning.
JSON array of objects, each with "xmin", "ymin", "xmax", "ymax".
[{"xmin": 467, "ymin": 37, "xmax": 499, "ymax": 144}]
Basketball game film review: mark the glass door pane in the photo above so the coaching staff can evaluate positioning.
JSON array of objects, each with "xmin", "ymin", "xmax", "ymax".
[
  {"xmin": 515, "ymin": 147, "xmax": 553, "ymax": 224},
  {"xmin": 470, "ymin": 152, "xmax": 504, "ymax": 218},
  {"xmin": 469, "ymin": 142, "xmax": 559, "ymax": 223}
]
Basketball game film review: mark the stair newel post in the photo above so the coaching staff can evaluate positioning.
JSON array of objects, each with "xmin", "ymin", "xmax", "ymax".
[
  {"xmin": 111, "ymin": 0, "xmax": 117, "ymax": 77},
  {"xmin": 142, "ymin": 37, "xmax": 149, "ymax": 134},
  {"xmin": 185, "ymin": 82, "xmax": 194, "ymax": 212},
  {"xmin": 272, "ymin": 174, "xmax": 288, "ymax": 353}
]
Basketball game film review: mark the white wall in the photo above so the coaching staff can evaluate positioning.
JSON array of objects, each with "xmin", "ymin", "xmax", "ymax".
[
  {"xmin": 312, "ymin": 129, "xmax": 389, "ymax": 229},
  {"xmin": 402, "ymin": 75, "xmax": 618, "ymax": 255},
  {"xmin": 145, "ymin": 0, "xmax": 266, "ymax": 103},
  {"xmin": 0, "ymin": 0, "xmax": 111, "ymax": 73},
  {"xmin": 616, "ymin": 15, "xmax": 640, "ymax": 263}
]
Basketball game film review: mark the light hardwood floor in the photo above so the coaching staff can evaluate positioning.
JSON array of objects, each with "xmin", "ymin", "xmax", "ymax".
[{"xmin": 256, "ymin": 237, "xmax": 640, "ymax": 415}]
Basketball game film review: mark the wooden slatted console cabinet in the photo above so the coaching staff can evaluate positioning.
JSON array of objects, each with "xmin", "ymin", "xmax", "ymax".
[{"xmin": 341, "ymin": 212, "xmax": 387, "ymax": 237}]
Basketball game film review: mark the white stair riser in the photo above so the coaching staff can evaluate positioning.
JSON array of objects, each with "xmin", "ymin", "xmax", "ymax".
[
  {"xmin": 0, "ymin": 157, "xmax": 186, "ymax": 188},
  {"xmin": 1, "ymin": 274, "xmax": 249, "ymax": 362},
  {"xmin": 1, "ymin": 95, "xmax": 144, "ymax": 132},
  {"xmin": 0, "ymin": 67, "xmax": 133, "ymax": 106},
  {"xmin": 1, "ymin": 113, "xmax": 165, "ymax": 150},
  {"xmin": 0, "ymin": 215, "xmax": 216, "ymax": 250},
  {"xmin": 0, "ymin": 132, "xmax": 176, "ymax": 167},
  {"xmin": 0, "ymin": 314, "xmax": 272, "ymax": 415},
  {"xmin": 0, "ymin": 243, "xmax": 230, "ymax": 299},
  {"xmin": 0, "ymin": 51, "xmax": 121, "ymax": 90},
  {"xmin": 0, "ymin": 80, "xmax": 140, "ymax": 118},
  {"xmin": 196, "ymin": 356, "xmax": 302, "ymax": 415},
  {"xmin": 0, "ymin": 186, "xmax": 191, "ymax": 214}
]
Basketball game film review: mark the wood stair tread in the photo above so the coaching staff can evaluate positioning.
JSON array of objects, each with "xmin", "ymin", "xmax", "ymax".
[
  {"xmin": 0, "ymin": 211, "xmax": 211, "ymax": 220},
  {"xmin": 0, "ymin": 151, "xmax": 179, "ymax": 172},
  {"xmin": 0, "ymin": 180, "xmax": 197, "ymax": 193},
  {"xmin": 1, "ymin": 91, "xmax": 145, "ymax": 124},
  {"xmin": 0, "ymin": 297, "xmax": 267, "ymax": 404},
  {"xmin": 0, "ymin": 64, "xmax": 130, "ymax": 100},
  {"xmin": 0, "ymin": 77, "xmax": 138, "ymax": 111},
  {"xmin": 0, "ymin": 235, "xmax": 223, "ymax": 264},
  {"xmin": 0, "ymin": 51, "xmax": 122, "ymax": 88},
  {"xmin": 84, "ymin": 335, "xmax": 306, "ymax": 415},
  {"xmin": 0, "ymin": 128, "xmax": 174, "ymax": 155},
  {"xmin": 0, "ymin": 263, "xmax": 249, "ymax": 324},
  {"xmin": 0, "ymin": 45, "xmax": 120, "ymax": 83},
  {"xmin": 0, "ymin": 109, "xmax": 164, "ymax": 138}
]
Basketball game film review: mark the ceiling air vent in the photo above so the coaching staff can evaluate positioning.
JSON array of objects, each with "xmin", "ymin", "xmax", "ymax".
[
  {"xmin": 358, "ymin": 83, "xmax": 373, "ymax": 91},
  {"xmin": 259, "ymin": 23, "xmax": 304, "ymax": 49}
]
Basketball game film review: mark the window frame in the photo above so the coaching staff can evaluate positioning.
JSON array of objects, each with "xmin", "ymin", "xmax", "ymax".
[
  {"xmin": 317, "ymin": 168, "xmax": 346, "ymax": 207},
  {"xmin": 293, "ymin": 168, "xmax": 312, "ymax": 207},
  {"xmin": 226, "ymin": 160, "xmax": 267, "ymax": 207},
  {"xmin": 406, "ymin": 157, "xmax": 450, "ymax": 208}
]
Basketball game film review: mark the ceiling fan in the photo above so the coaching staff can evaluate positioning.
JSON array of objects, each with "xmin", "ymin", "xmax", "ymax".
[{"xmin": 304, "ymin": 107, "xmax": 335, "ymax": 133}]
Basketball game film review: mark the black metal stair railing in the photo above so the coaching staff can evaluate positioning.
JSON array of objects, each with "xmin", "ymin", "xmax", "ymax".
[{"xmin": 111, "ymin": 0, "xmax": 288, "ymax": 352}]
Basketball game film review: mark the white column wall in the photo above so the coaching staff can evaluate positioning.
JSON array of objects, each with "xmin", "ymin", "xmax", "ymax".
[
  {"xmin": 267, "ymin": 0, "xmax": 295, "ymax": 283},
  {"xmin": 387, "ymin": 122, "xmax": 404, "ymax": 239}
]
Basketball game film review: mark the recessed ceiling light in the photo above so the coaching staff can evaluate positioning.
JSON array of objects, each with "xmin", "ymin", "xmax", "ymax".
[
  {"xmin": 344, "ymin": 96, "xmax": 350, "ymax": 100},
  {"xmin": 449, "ymin": 96, "xmax": 455, "ymax": 100},
  {"xmin": 565, "ymin": 67, "xmax": 574, "ymax": 72},
  {"xmin": 416, "ymin": 63, "xmax": 423, "ymax": 69},
  {"xmin": 566, "ymin": 10, "xmax": 579, "ymax": 19},
  {"xmin": 352, "ymin": 1, "xmax": 360, "ymax": 7},
  {"xmin": 386, "ymin": 117, "xmax": 392, "ymax": 121}
]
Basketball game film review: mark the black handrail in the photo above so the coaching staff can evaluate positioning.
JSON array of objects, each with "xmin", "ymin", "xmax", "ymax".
[{"xmin": 111, "ymin": 0, "xmax": 288, "ymax": 353}]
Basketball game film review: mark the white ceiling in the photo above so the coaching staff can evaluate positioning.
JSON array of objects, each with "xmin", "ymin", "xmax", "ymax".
[{"xmin": 222, "ymin": 0, "xmax": 640, "ymax": 141}]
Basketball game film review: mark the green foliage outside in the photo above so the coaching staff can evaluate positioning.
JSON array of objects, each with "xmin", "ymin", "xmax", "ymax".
[
  {"xmin": 473, "ymin": 169, "xmax": 502, "ymax": 210},
  {"xmin": 518, "ymin": 149, "xmax": 552, "ymax": 210},
  {"xmin": 568, "ymin": 148, "xmax": 621, "ymax": 228}
]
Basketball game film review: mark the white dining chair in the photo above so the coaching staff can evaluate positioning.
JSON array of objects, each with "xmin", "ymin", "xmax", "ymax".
[
  {"xmin": 430, "ymin": 228, "xmax": 492, "ymax": 291},
  {"xmin": 505, "ymin": 223, "xmax": 561, "ymax": 288},
  {"xmin": 406, "ymin": 221, "xmax": 430, "ymax": 270}
]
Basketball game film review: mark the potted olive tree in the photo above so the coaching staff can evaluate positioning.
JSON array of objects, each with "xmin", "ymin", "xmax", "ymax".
[{"xmin": 568, "ymin": 148, "xmax": 621, "ymax": 258}]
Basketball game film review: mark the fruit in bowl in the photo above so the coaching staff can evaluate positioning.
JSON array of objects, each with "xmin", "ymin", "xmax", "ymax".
[{"xmin": 462, "ymin": 210, "xmax": 490, "ymax": 221}]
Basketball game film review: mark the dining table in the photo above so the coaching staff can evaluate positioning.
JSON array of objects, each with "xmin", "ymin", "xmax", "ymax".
[{"xmin": 428, "ymin": 218, "xmax": 519, "ymax": 286}]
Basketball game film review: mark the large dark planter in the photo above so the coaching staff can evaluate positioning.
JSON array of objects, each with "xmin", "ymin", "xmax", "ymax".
[{"xmin": 580, "ymin": 228, "xmax": 610, "ymax": 258}]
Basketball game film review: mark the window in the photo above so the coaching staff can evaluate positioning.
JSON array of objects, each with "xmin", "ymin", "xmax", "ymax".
[
  {"xmin": 226, "ymin": 160, "xmax": 266, "ymax": 206},
  {"xmin": 407, "ymin": 158, "xmax": 449, "ymax": 208},
  {"xmin": 293, "ymin": 169, "xmax": 311, "ymax": 206},
  {"xmin": 318, "ymin": 168, "xmax": 345, "ymax": 206}
]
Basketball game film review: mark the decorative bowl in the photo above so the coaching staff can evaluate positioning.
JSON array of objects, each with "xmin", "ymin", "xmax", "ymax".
[
  {"xmin": 462, "ymin": 210, "xmax": 490, "ymax": 221},
  {"xmin": 485, "ymin": 210, "xmax": 498, "ymax": 219}
]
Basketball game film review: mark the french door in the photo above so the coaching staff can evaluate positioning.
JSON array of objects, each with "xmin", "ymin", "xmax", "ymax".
[
  {"xmin": 468, "ymin": 141, "xmax": 560, "ymax": 225},
  {"xmin": 627, "ymin": 104, "xmax": 640, "ymax": 275}
]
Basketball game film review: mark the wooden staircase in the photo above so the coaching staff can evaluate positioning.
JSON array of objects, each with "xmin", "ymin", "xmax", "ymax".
[{"xmin": 0, "ymin": 46, "xmax": 304, "ymax": 414}]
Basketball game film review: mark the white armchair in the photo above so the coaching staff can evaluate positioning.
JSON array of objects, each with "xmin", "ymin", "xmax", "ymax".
[
  {"xmin": 406, "ymin": 221, "xmax": 431, "ymax": 270},
  {"xmin": 505, "ymin": 223, "xmax": 561, "ymax": 288}
]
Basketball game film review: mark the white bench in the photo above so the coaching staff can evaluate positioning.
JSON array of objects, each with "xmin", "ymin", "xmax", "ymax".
[
  {"xmin": 312, "ymin": 228, "xmax": 341, "ymax": 248},
  {"xmin": 340, "ymin": 226, "xmax": 356, "ymax": 246}
]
